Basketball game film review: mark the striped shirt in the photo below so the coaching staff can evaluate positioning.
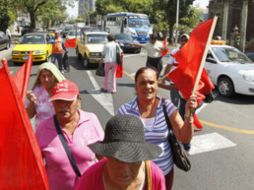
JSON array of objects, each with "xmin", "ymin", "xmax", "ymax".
[{"xmin": 117, "ymin": 96, "xmax": 177, "ymax": 175}]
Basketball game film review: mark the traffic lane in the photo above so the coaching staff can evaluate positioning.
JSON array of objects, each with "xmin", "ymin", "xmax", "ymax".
[{"xmin": 173, "ymin": 96, "xmax": 254, "ymax": 190}]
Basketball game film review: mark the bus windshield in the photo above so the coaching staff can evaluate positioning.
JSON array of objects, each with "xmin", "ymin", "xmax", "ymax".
[{"xmin": 128, "ymin": 18, "xmax": 150, "ymax": 28}]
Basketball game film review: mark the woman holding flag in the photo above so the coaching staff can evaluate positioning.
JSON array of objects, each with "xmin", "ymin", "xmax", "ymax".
[
  {"xmin": 117, "ymin": 67, "xmax": 197, "ymax": 189},
  {"xmin": 26, "ymin": 62, "xmax": 65, "ymax": 130}
]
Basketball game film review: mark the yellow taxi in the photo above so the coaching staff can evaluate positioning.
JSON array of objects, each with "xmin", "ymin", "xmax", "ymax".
[{"xmin": 12, "ymin": 32, "xmax": 53, "ymax": 64}]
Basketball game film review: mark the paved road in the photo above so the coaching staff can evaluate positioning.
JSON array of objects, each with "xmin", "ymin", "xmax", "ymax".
[{"xmin": 3, "ymin": 47, "xmax": 254, "ymax": 190}]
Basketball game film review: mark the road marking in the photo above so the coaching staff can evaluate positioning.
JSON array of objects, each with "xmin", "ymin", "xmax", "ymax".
[
  {"xmin": 86, "ymin": 71, "xmax": 114, "ymax": 116},
  {"xmin": 200, "ymin": 120, "xmax": 254, "ymax": 135},
  {"xmin": 189, "ymin": 132, "xmax": 236, "ymax": 155}
]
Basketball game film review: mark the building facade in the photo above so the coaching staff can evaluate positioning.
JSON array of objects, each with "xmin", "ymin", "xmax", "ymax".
[
  {"xmin": 208, "ymin": 0, "xmax": 254, "ymax": 51},
  {"xmin": 78, "ymin": 0, "xmax": 96, "ymax": 17}
]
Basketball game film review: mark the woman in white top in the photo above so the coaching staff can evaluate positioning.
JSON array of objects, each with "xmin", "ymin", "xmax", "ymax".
[
  {"xmin": 26, "ymin": 62, "xmax": 65, "ymax": 129},
  {"xmin": 102, "ymin": 34, "xmax": 122, "ymax": 93}
]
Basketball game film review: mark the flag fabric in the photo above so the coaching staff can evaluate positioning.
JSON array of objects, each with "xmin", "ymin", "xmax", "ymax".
[
  {"xmin": 0, "ymin": 60, "xmax": 49, "ymax": 189},
  {"xmin": 168, "ymin": 18, "xmax": 215, "ymax": 103},
  {"xmin": 161, "ymin": 38, "xmax": 169, "ymax": 57},
  {"xmin": 116, "ymin": 53, "xmax": 124, "ymax": 78},
  {"xmin": 13, "ymin": 52, "xmax": 32, "ymax": 100},
  {"xmin": 64, "ymin": 38, "xmax": 76, "ymax": 48}
]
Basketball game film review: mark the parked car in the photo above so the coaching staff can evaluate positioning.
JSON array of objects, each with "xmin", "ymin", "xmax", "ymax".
[
  {"xmin": 114, "ymin": 33, "xmax": 141, "ymax": 53},
  {"xmin": 12, "ymin": 32, "xmax": 52, "ymax": 64},
  {"xmin": 76, "ymin": 31, "xmax": 108, "ymax": 68},
  {"xmin": 205, "ymin": 44, "xmax": 254, "ymax": 97},
  {"xmin": 0, "ymin": 31, "xmax": 9, "ymax": 50},
  {"xmin": 245, "ymin": 52, "xmax": 254, "ymax": 62}
]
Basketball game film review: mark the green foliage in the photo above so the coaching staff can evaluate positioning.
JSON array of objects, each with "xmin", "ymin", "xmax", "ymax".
[{"xmin": 0, "ymin": 0, "xmax": 16, "ymax": 31}]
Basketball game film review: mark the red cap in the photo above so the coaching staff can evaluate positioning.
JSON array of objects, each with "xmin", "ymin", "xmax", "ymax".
[{"xmin": 50, "ymin": 80, "xmax": 79, "ymax": 101}]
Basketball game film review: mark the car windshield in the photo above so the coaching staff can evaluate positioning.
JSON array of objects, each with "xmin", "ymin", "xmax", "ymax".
[
  {"xmin": 87, "ymin": 34, "xmax": 107, "ymax": 44},
  {"xmin": 21, "ymin": 34, "xmax": 45, "ymax": 44},
  {"xmin": 212, "ymin": 46, "xmax": 253, "ymax": 64},
  {"xmin": 115, "ymin": 34, "xmax": 133, "ymax": 41}
]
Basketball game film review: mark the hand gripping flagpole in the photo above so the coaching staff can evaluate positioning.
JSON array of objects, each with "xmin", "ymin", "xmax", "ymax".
[{"xmin": 187, "ymin": 16, "xmax": 218, "ymax": 117}]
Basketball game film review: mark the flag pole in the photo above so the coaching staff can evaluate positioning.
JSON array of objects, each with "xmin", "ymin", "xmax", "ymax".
[{"xmin": 191, "ymin": 16, "xmax": 218, "ymax": 96}]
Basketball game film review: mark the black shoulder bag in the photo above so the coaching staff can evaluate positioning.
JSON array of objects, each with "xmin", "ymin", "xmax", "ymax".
[
  {"xmin": 162, "ymin": 99, "xmax": 191, "ymax": 172},
  {"xmin": 53, "ymin": 115, "xmax": 81, "ymax": 177}
]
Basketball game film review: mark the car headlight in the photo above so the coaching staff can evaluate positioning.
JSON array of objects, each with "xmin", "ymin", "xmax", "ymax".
[
  {"xmin": 240, "ymin": 71, "xmax": 254, "ymax": 82},
  {"xmin": 12, "ymin": 51, "xmax": 20, "ymax": 54},
  {"xmin": 119, "ymin": 42, "xmax": 124, "ymax": 46},
  {"xmin": 33, "ymin": 50, "xmax": 44, "ymax": 55}
]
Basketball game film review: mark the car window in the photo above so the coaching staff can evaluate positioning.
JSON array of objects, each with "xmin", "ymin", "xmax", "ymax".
[
  {"xmin": 87, "ymin": 35, "xmax": 107, "ymax": 44},
  {"xmin": 212, "ymin": 46, "xmax": 253, "ymax": 64},
  {"xmin": 21, "ymin": 34, "xmax": 46, "ymax": 44}
]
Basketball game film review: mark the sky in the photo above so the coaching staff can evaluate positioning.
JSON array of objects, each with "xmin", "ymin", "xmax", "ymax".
[
  {"xmin": 67, "ymin": 0, "xmax": 209, "ymax": 18},
  {"xmin": 193, "ymin": 0, "xmax": 209, "ymax": 8}
]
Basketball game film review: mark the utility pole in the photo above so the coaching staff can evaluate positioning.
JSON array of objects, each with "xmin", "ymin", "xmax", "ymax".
[{"xmin": 175, "ymin": 0, "xmax": 180, "ymax": 44}]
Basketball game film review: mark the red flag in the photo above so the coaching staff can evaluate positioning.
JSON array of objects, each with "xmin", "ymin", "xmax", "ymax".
[
  {"xmin": 116, "ymin": 53, "xmax": 124, "ymax": 78},
  {"xmin": 64, "ymin": 38, "xmax": 76, "ymax": 48},
  {"xmin": 168, "ymin": 18, "xmax": 215, "ymax": 102},
  {"xmin": 161, "ymin": 37, "xmax": 169, "ymax": 57},
  {"xmin": 0, "ymin": 60, "xmax": 49, "ymax": 189},
  {"xmin": 13, "ymin": 52, "xmax": 32, "ymax": 100}
]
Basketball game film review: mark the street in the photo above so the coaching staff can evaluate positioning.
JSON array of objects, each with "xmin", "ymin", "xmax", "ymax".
[{"xmin": 2, "ymin": 47, "xmax": 254, "ymax": 190}]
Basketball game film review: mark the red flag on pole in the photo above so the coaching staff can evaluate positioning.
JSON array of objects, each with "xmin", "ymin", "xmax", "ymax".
[
  {"xmin": 13, "ymin": 51, "xmax": 32, "ymax": 100},
  {"xmin": 168, "ymin": 18, "xmax": 215, "ymax": 103},
  {"xmin": 0, "ymin": 59, "xmax": 49, "ymax": 189},
  {"xmin": 64, "ymin": 38, "xmax": 76, "ymax": 48}
]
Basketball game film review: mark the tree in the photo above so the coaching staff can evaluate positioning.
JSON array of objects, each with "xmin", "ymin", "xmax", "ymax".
[
  {"xmin": 0, "ymin": 0, "xmax": 16, "ymax": 31},
  {"xmin": 8, "ymin": 0, "xmax": 75, "ymax": 30}
]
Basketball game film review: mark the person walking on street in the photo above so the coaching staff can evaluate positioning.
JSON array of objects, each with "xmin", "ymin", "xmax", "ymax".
[
  {"xmin": 52, "ymin": 31, "xmax": 68, "ymax": 73},
  {"xmin": 6, "ymin": 27, "xmax": 11, "ymax": 48},
  {"xmin": 26, "ymin": 62, "xmax": 65, "ymax": 130},
  {"xmin": 75, "ymin": 114, "xmax": 166, "ymax": 190},
  {"xmin": 135, "ymin": 33, "xmax": 167, "ymax": 76},
  {"xmin": 35, "ymin": 80, "xmax": 104, "ymax": 190},
  {"xmin": 102, "ymin": 34, "xmax": 122, "ymax": 94},
  {"xmin": 117, "ymin": 67, "xmax": 197, "ymax": 190}
]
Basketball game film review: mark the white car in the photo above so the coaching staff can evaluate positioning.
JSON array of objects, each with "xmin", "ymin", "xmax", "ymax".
[{"xmin": 205, "ymin": 44, "xmax": 254, "ymax": 97}]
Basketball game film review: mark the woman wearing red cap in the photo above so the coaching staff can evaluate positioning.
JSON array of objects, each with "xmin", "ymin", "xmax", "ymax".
[{"xmin": 35, "ymin": 80, "xmax": 104, "ymax": 190}]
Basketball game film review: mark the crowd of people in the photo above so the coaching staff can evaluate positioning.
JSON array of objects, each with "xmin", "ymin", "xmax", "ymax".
[{"xmin": 24, "ymin": 31, "xmax": 200, "ymax": 190}]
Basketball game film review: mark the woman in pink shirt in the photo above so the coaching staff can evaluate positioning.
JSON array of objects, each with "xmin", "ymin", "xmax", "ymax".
[
  {"xmin": 75, "ymin": 115, "xmax": 166, "ymax": 190},
  {"xmin": 26, "ymin": 62, "xmax": 65, "ymax": 130},
  {"xmin": 36, "ymin": 80, "xmax": 104, "ymax": 190}
]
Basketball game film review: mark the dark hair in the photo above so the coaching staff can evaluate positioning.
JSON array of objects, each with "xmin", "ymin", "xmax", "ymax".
[
  {"xmin": 107, "ymin": 34, "xmax": 115, "ymax": 41},
  {"xmin": 135, "ymin": 67, "xmax": 159, "ymax": 82},
  {"xmin": 149, "ymin": 33, "xmax": 157, "ymax": 41}
]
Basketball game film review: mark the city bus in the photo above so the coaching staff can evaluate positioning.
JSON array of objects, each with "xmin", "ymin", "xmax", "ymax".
[{"xmin": 104, "ymin": 12, "xmax": 153, "ymax": 43}]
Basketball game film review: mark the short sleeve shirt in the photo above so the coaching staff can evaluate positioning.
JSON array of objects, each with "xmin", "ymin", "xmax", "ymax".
[
  {"xmin": 144, "ymin": 41, "xmax": 163, "ymax": 58},
  {"xmin": 35, "ymin": 110, "xmax": 104, "ymax": 190}
]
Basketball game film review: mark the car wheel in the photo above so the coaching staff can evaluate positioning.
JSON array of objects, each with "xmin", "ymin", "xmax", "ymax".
[
  {"xmin": 83, "ymin": 55, "xmax": 90, "ymax": 68},
  {"xmin": 76, "ymin": 48, "xmax": 82, "ymax": 60},
  {"xmin": 218, "ymin": 77, "xmax": 235, "ymax": 97}
]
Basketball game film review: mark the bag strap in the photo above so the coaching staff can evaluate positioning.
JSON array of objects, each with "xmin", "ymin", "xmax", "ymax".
[
  {"xmin": 145, "ymin": 161, "xmax": 152, "ymax": 190},
  {"xmin": 53, "ymin": 115, "xmax": 81, "ymax": 177},
  {"xmin": 162, "ymin": 98, "xmax": 172, "ymax": 131}
]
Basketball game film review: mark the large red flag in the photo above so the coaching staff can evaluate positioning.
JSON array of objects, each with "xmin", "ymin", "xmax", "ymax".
[
  {"xmin": 168, "ymin": 18, "xmax": 215, "ymax": 102},
  {"xmin": 0, "ymin": 60, "xmax": 49, "ymax": 189},
  {"xmin": 13, "ymin": 51, "xmax": 32, "ymax": 100}
]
